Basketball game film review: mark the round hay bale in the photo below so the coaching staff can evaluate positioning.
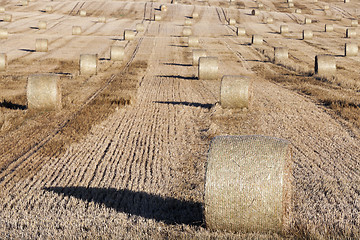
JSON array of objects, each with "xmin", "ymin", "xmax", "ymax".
[
  {"xmin": 351, "ymin": 19, "xmax": 358, "ymax": 27},
  {"xmin": 79, "ymin": 10, "xmax": 86, "ymax": 17},
  {"xmin": 302, "ymin": 29, "xmax": 313, "ymax": 40},
  {"xmin": 72, "ymin": 26, "xmax": 82, "ymax": 35},
  {"xmin": 27, "ymin": 74, "xmax": 61, "ymax": 111},
  {"xmin": 45, "ymin": 6, "xmax": 53, "ymax": 13},
  {"xmin": 274, "ymin": 47, "xmax": 288, "ymax": 63},
  {"xmin": 323, "ymin": 4, "xmax": 329, "ymax": 10},
  {"xmin": 288, "ymin": 2, "xmax": 294, "ymax": 8},
  {"xmin": 265, "ymin": 17, "xmax": 273, "ymax": 24},
  {"xmin": 188, "ymin": 36, "xmax": 199, "ymax": 47},
  {"xmin": 21, "ymin": 0, "xmax": 28, "ymax": 6},
  {"xmin": 136, "ymin": 23, "xmax": 145, "ymax": 32},
  {"xmin": 110, "ymin": 46, "xmax": 125, "ymax": 61},
  {"xmin": 325, "ymin": 24, "xmax": 333, "ymax": 32},
  {"xmin": 192, "ymin": 12, "xmax": 199, "ymax": 18},
  {"xmin": 182, "ymin": 27, "xmax": 192, "ymax": 36},
  {"xmin": 315, "ymin": 54, "xmax": 336, "ymax": 75},
  {"xmin": 251, "ymin": 9, "xmax": 259, "ymax": 16},
  {"xmin": 185, "ymin": 19, "xmax": 193, "ymax": 26},
  {"xmin": 0, "ymin": 7, "xmax": 5, "ymax": 13},
  {"xmin": 80, "ymin": 54, "xmax": 98, "ymax": 75},
  {"xmin": 124, "ymin": 29, "xmax": 136, "ymax": 40},
  {"xmin": 192, "ymin": 49, "xmax": 206, "ymax": 66},
  {"xmin": 98, "ymin": 16, "xmax": 106, "ymax": 23},
  {"xmin": 251, "ymin": 34, "xmax": 263, "ymax": 45},
  {"xmin": 154, "ymin": 14, "xmax": 162, "ymax": 21},
  {"xmin": 280, "ymin": 25, "xmax": 289, "ymax": 34},
  {"xmin": 304, "ymin": 18, "xmax": 312, "ymax": 24},
  {"xmin": 287, "ymin": 0, "xmax": 293, "ymax": 2},
  {"xmin": 344, "ymin": 0, "xmax": 350, "ymax": 3},
  {"xmin": 295, "ymin": 9, "xmax": 302, "ymax": 13},
  {"xmin": 257, "ymin": 3, "xmax": 263, "ymax": 8},
  {"xmin": 35, "ymin": 38, "xmax": 48, "ymax": 52},
  {"xmin": 313, "ymin": 0, "xmax": 318, "ymax": 2},
  {"xmin": 346, "ymin": 28, "xmax": 356, "ymax": 38},
  {"xmin": 236, "ymin": 27, "xmax": 246, "ymax": 36},
  {"xmin": 160, "ymin": 5, "xmax": 167, "ymax": 11},
  {"xmin": 229, "ymin": 18, "xmax": 236, "ymax": 25},
  {"xmin": 38, "ymin": 21, "xmax": 47, "ymax": 30},
  {"xmin": 3, "ymin": 14, "xmax": 12, "ymax": 22},
  {"xmin": 204, "ymin": 135, "xmax": 292, "ymax": 233},
  {"xmin": 0, "ymin": 53, "xmax": 7, "ymax": 71},
  {"xmin": 198, "ymin": 57, "xmax": 218, "ymax": 80},
  {"xmin": 345, "ymin": 43, "xmax": 358, "ymax": 56},
  {"xmin": 0, "ymin": 28, "xmax": 8, "ymax": 39},
  {"xmin": 220, "ymin": 75, "xmax": 251, "ymax": 109}
]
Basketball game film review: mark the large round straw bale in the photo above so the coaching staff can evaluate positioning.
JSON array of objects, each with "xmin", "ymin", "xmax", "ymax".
[
  {"xmin": 251, "ymin": 9, "xmax": 259, "ymax": 15},
  {"xmin": 0, "ymin": 7, "xmax": 5, "ymax": 13},
  {"xmin": 346, "ymin": 28, "xmax": 356, "ymax": 38},
  {"xmin": 38, "ymin": 21, "xmax": 47, "ymax": 30},
  {"xmin": 98, "ymin": 16, "xmax": 106, "ymax": 23},
  {"xmin": 185, "ymin": 19, "xmax": 193, "ymax": 26},
  {"xmin": 80, "ymin": 54, "xmax": 98, "ymax": 75},
  {"xmin": 198, "ymin": 57, "xmax": 218, "ymax": 80},
  {"xmin": 325, "ymin": 24, "xmax": 333, "ymax": 32},
  {"xmin": 0, "ymin": 53, "xmax": 7, "ymax": 71},
  {"xmin": 351, "ymin": 19, "xmax": 358, "ymax": 27},
  {"xmin": 345, "ymin": 43, "xmax": 358, "ymax": 56},
  {"xmin": 27, "ymin": 74, "xmax": 61, "ymax": 111},
  {"xmin": 205, "ymin": 135, "xmax": 292, "ymax": 233},
  {"xmin": 192, "ymin": 49, "xmax": 206, "ymax": 66},
  {"xmin": 124, "ymin": 29, "xmax": 136, "ymax": 40},
  {"xmin": 304, "ymin": 18, "xmax": 312, "ymax": 24},
  {"xmin": 315, "ymin": 54, "xmax": 336, "ymax": 75},
  {"xmin": 136, "ymin": 23, "xmax": 145, "ymax": 32},
  {"xmin": 160, "ymin": 5, "xmax": 167, "ymax": 11},
  {"xmin": 45, "ymin": 6, "xmax": 53, "ymax": 13},
  {"xmin": 251, "ymin": 34, "xmax": 263, "ymax": 45},
  {"xmin": 220, "ymin": 75, "xmax": 251, "ymax": 109},
  {"xmin": 188, "ymin": 36, "xmax": 199, "ymax": 47},
  {"xmin": 3, "ymin": 14, "xmax": 12, "ymax": 22},
  {"xmin": 280, "ymin": 25, "xmax": 289, "ymax": 34},
  {"xmin": 344, "ymin": 0, "xmax": 350, "ymax": 2},
  {"xmin": 192, "ymin": 12, "xmax": 199, "ymax": 18},
  {"xmin": 274, "ymin": 47, "xmax": 288, "ymax": 63},
  {"xmin": 323, "ymin": 4, "xmax": 329, "ymax": 10},
  {"xmin": 35, "ymin": 39, "xmax": 48, "ymax": 52},
  {"xmin": 182, "ymin": 27, "xmax": 192, "ymax": 36},
  {"xmin": 154, "ymin": 14, "xmax": 161, "ymax": 21},
  {"xmin": 79, "ymin": 10, "xmax": 86, "ymax": 17},
  {"xmin": 236, "ymin": 27, "xmax": 246, "ymax": 36},
  {"xmin": 295, "ymin": 9, "xmax": 302, "ymax": 13},
  {"xmin": 302, "ymin": 29, "xmax": 313, "ymax": 40},
  {"xmin": 288, "ymin": 2, "xmax": 294, "ymax": 8},
  {"xmin": 265, "ymin": 17, "xmax": 273, "ymax": 24},
  {"xmin": 110, "ymin": 46, "xmax": 125, "ymax": 61},
  {"xmin": 0, "ymin": 28, "xmax": 8, "ymax": 39},
  {"xmin": 72, "ymin": 26, "xmax": 82, "ymax": 35},
  {"xmin": 228, "ymin": 18, "xmax": 236, "ymax": 25}
]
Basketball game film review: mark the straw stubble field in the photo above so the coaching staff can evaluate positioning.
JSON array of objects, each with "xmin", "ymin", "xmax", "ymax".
[{"xmin": 0, "ymin": 0, "xmax": 360, "ymax": 239}]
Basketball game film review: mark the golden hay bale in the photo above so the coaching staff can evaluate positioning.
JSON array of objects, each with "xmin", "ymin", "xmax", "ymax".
[
  {"xmin": 124, "ymin": 29, "xmax": 136, "ymax": 40},
  {"xmin": 192, "ymin": 49, "xmax": 206, "ymax": 66},
  {"xmin": 288, "ymin": 2, "xmax": 294, "ymax": 8},
  {"xmin": 251, "ymin": 34, "xmax": 263, "ymax": 45},
  {"xmin": 351, "ymin": 19, "xmax": 358, "ymax": 27},
  {"xmin": 251, "ymin": 9, "xmax": 259, "ymax": 16},
  {"xmin": 265, "ymin": 17, "xmax": 273, "ymax": 24},
  {"xmin": 35, "ymin": 39, "xmax": 48, "ymax": 52},
  {"xmin": 287, "ymin": 0, "xmax": 293, "ymax": 2},
  {"xmin": 184, "ymin": 19, "xmax": 193, "ymax": 26},
  {"xmin": 205, "ymin": 135, "xmax": 292, "ymax": 233},
  {"xmin": 0, "ymin": 53, "xmax": 7, "ymax": 71},
  {"xmin": 0, "ymin": 7, "xmax": 5, "ymax": 13},
  {"xmin": 315, "ymin": 54, "xmax": 336, "ymax": 75},
  {"xmin": 236, "ymin": 27, "xmax": 246, "ymax": 36},
  {"xmin": 344, "ymin": 0, "xmax": 350, "ymax": 3},
  {"xmin": 80, "ymin": 54, "xmax": 98, "ymax": 75},
  {"xmin": 154, "ymin": 14, "xmax": 161, "ymax": 21},
  {"xmin": 192, "ymin": 12, "xmax": 199, "ymax": 18},
  {"xmin": 110, "ymin": 45, "xmax": 125, "ymax": 61},
  {"xmin": 345, "ymin": 43, "xmax": 358, "ymax": 56},
  {"xmin": 302, "ymin": 29, "xmax": 313, "ymax": 40},
  {"xmin": 220, "ymin": 75, "xmax": 251, "ymax": 109},
  {"xmin": 98, "ymin": 16, "xmax": 106, "ymax": 23},
  {"xmin": 79, "ymin": 10, "xmax": 86, "ymax": 17},
  {"xmin": 182, "ymin": 27, "xmax": 192, "ymax": 36},
  {"xmin": 313, "ymin": 0, "xmax": 318, "ymax": 2},
  {"xmin": 38, "ymin": 21, "xmax": 47, "ymax": 30},
  {"xmin": 27, "ymin": 74, "xmax": 61, "ymax": 111},
  {"xmin": 346, "ymin": 28, "xmax": 356, "ymax": 38},
  {"xmin": 0, "ymin": 28, "xmax": 8, "ymax": 39},
  {"xmin": 257, "ymin": 2, "xmax": 263, "ymax": 8},
  {"xmin": 304, "ymin": 18, "xmax": 312, "ymax": 24},
  {"xmin": 21, "ymin": 0, "xmax": 28, "ymax": 6},
  {"xmin": 3, "ymin": 14, "xmax": 12, "ymax": 22},
  {"xmin": 45, "ymin": 6, "xmax": 53, "ymax": 13},
  {"xmin": 228, "ymin": 18, "xmax": 236, "ymax": 25},
  {"xmin": 280, "ymin": 25, "xmax": 289, "ymax": 34},
  {"xmin": 188, "ymin": 36, "xmax": 199, "ymax": 47},
  {"xmin": 198, "ymin": 57, "xmax": 218, "ymax": 80},
  {"xmin": 295, "ymin": 9, "xmax": 302, "ymax": 13},
  {"xmin": 274, "ymin": 47, "xmax": 288, "ymax": 63},
  {"xmin": 160, "ymin": 5, "xmax": 167, "ymax": 11},
  {"xmin": 323, "ymin": 4, "xmax": 329, "ymax": 10},
  {"xmin": 136, "ymin": 23, "xmax": 145, "ymax": 32},
  {"xmin": 72, "ymin": 26, "xmax": 82, "ymax": 35},
  {"xmin": 325, "ymin": 24, "xmax": 333, "ymax": 32}
]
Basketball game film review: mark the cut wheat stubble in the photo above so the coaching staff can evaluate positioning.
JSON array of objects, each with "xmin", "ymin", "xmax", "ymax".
[
  {"xmin": 220, "ymin": 75, "xmax": 251, "ymax": 109},
  {"xmin": 80, "ymin": 54, "xmax": 98, "ymax": 75},
  {"xmin": 198, "ymin": 57, "xmax": 218, "ymax": 80}
]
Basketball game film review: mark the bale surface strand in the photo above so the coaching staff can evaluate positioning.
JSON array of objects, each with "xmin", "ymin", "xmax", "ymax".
[
  {"xmin": 80, "ymin": 54, "xmax": 98, "ymax": 75},
  {"xmin": 220, "ymin": 75, "xmax": 251, "ymax": 109},
  {"xmin": 198, "ymin": 57, "xmax": 218, "ymax": 80}
]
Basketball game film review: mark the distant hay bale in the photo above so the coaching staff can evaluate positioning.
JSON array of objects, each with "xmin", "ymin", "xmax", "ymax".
[
  {"xmin": 198, "ymin": 57, "xmax": 218, "ymax": 80},
  {"xmin": 323, "ymin": 4, "xmax": 329, "ymax": 10},
  {"xmin": 280, "ymin": 25, "xmax": 289, "ymax": 34},
  {"xmin": 3, "ymin": 14, "xmax": 12, "ymax": 22},
  {"xmin": 295, "ymin": 9, "xmax": 302, "ymax": 13},
  {"xmin": 98, "ymin": 16, "xmax": 106, "ymax": 23},
  {"xmin": 313, "ymin": 0, "xmax": 318, "ymax": 2},
  {"xmin": 188, "ymin": 36, "xmax": 199, "ymax": 47},
  {"xmin": 251, "ymin": 9, "xmax": 259, "ymax": 15},
  {"xmin": 185, "ymin": 19, "xmax": 193, "ymax": 26},
  {"xmin": 325, "ymin": 24, "xmax": 333, "ymax": 32},
  {"xmin": 182, "ymin": 27, "xmax": 192, "ymax": 36},
  {"xmin": 0, "ymin": 53, "xmax": 7, "ymax": 71},
  {"xmin": 192, "ymin": 12, "xmax": 199, "ymax": 18},
  {"xmin": 287, "ymin": 0, "xmax": 293, "ymax": 2},
  {"xmin": 288, "ymin": 2, "xmax": 294, "ymax": 7},
  {"xmin": 220, "ymin": 75, "xmax": 251, "ymax": 109},
  {"xmin": 21, "ymin": 0, "xmax": 28, "ymax": 6},
  {"xmin": 154, "ymin": 14, "xmax": 161, "ymax": 21},
  {"xmin": 38, "ymin": 21, "xmax": 47, "ymax": 30},
  {"xmin": 251, "ymin": 34, "xmax": 263, "ymax": 45},
  {"xmin": 315, "ymin": 54, "xmax": 336, "ymax": 75},
  {"xmin": 304, "ymin": 18, "xmax": 312, "ymax": 24},
  {"xmin": 27, "ymin": 74, "xmax": 61, "ymax": 111},
  {"xmin": 228, "ymin": 18, "xmax": 236, "ymax": 25},
  {"xmin": 265, "ymin": 17, "xmax": 273, "ymax": 24},
  {"xmin": 72, "ymin": 26, "xmax": 82, "ymax": 35},
  {"xmin": 345, "ymin": 43, "xmax": 358, "ymax": 56},
  {"xmin": 160, "ymin": 5, "xmax": 167, "ymax": 11},
  {"xmin": 236, "ymin": 27, "xmax": 246, "ymax": 36},
  {"xmin": 79, "ymin": 10, "xmax": 86, "ymax": 17},
  {"xmin": 136, "ymin": 23, "xmax": 145, "ymax": 32},
  {"xmin": 110, "ymin": 46, "xmax": 125, "ymax": 61},
  {"xmin": 80, "ymin": 54, "xmax": 98, "ymax": 75},
  {"xmin": 257, "ymin": 3, "xmax": 263, "ymax": 8},
  {"xmin": 302, "ymin": 29, "xmax": 313, "ymax": 40},
  {"xmin": 45, "ymin": 6, "xmax": 53, "ymax": 13},
  {"xmin": 192, "ymin": 49, "xmax": 206, "ymax": 66},
  {"xmin": 35, "ymin": 39, "xmax": 48, "ymax": 52},
  {"xmin": 0, "ymin": 7, "xmax": 5, "ymax": 13},
  {"xmin": 351, "ymin": 19, "xmax": 358, "ymax": 27},
  {"xmin": 344, "ymin": 0, "xmax": 350, "ymax": 3},
  {"xmin": 0, "ymin": 28, "xmax": 8, "ymax": 39},
  {"xmin": 274, "ymin": 47, "xmax": 288, "ymax": 63},
  {"xmin": 124, "ymin": 29, "xmax": 136, "ymax": 40},
  {"xmin": 205, "ymin": 135, "xmax": 292, "ymax": 233},
  {"xmin": 346, "ymin": 28, "xmax": 356, "ymax": 38}
]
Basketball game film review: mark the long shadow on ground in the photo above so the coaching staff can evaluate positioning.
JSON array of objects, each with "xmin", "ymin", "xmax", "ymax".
[
  {"xmin": 154, "ymin": 101, "xmax": 213, "ymax": 109},
  {"xmin": 0, "ymin": 100, "xmax": 26, "ymax": 110},
  {"xmin": 44, "ymin": 187, "xmax": 203, "ymax": 226}
]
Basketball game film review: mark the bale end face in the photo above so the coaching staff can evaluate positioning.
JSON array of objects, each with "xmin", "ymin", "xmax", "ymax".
[
  {"xmin": 0, "ymin": 53, "xmax": 7, "ymax": 71},
  {"xmin": 80, "ymin": 54, "xmax": 98, "ymax": 75},
  {"xmin": 315, "ymin": 54, "xmax": 336, "ymax": 75},
  {"xmin": 35, "ymin": 39, "xmax": 48, "ymax": 52},
  {"xmin": 160, "ymin": 5, "xmax": 167, "ymax": 11},
  {"xmin": 198, "ymin": 57, "xmax": 218, "ymax": 80},
  {"xmin": 304, "ymin": 18, "xmax": 312, "ymax": 24},
  {"xmin": 98, "ymin": 16, "xmax": 106, "ymax": 23},
  {"xmin": 45, "ymin": 6, "xmax": 53, "ymax": 13},
  {"xmin": 192, "ymin": 49, "xmax": 206, "ymax": 66},
  {"xmin": 288, "ymin": 2, "xmax": 294, "ymax": 8},
  {"xmin": 251, "ymin": 9, "xmax": 259, "ymax": 15},
  {"xmin": 220, "ymin": 75, "xmax": 251, "ymax": 109},
  {"xmin": 0, "ymin": 7, "xmax": 5, "ymax": 13},
  {"xmin": 110, "ymin": 46, "xmax": 125, "ymax": 61},
  {"xmin": 345, "ymin": 43, "xmax": 358, "ymax": 57},
  {"xmin": 27, "ymin": 74, "xmax": 61, "ymax": 111},
  {"xmin": 205, "ymin": 135, "xmax": 292, "ymax": 233}
]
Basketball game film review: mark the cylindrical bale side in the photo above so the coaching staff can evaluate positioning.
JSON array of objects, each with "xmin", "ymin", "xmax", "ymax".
[
  {"xmin": 198, "ymin": 57, "xmax": 218, "ymax": 80},
  {"xmin": 325, "ymin": 24, "xmax": 333, "ymax": 32},
  {"xmin": 154, "ymin": 14, "xmax": 162, "ymax": 21},
  {"xmin": 192, "ymin": 49, "xmax": 206, "ymax": 66},
  {"xmin": 351, "ymin": 19, "xmax": 358, "ymax": 27},
  {"xmin": 229, "ymin": 18, "xmax": 236, "ymax": 25},
  {"xmin": 185, "ymin": 19, "xmax": 193, "ymax": 26},
  {"xmin": 315, "ymin": 54, "xmax": 336, "ymax": 75},
  {"xmin": 302, "ymin": 29, "xmax": 313, "ymax": 40},
  {"xmin": 3, "ymin": 14, "xmax": 12, "ymax": 22},
  {"xmin": 251, "ymin": 9, "xmax": 259, "ymax": 16},
  {"xmin": 35, "ymin": 39, "xmax": 48, "ymax": 52},
  {"xmin": 0, "ymin": 53, "xmax": 7, "ymax": 71},
  {"xmin": 136, "ymin": 23, "xmax": 145, "ymax": 32},
  {"xmin": 79, "ymin": 10, "xmax": 86, "ymax": 17},
  {"xmin": 80, "ymin": 54, "xmax": 98, "ymax": 75},
  {"xmin": 0, "ymin": 28, "xmax": 8, "ymax": 39},
  {"xmin": 72, "ymin": 26, "xmax": 82, "ymax": 35},
  {"xmin": 45, "ymin": 6, "xmax": 53, "ymax": 13},
  {"xmin": 98, "ymin": 16, "xmax": 106, "ymax": 23},
  {"xmin": 274, "ymin": 47, "xmax": 288, "ymax": 63},
  {"xmin": 220, "ymin": 75, "xmax": 251, "ymax": 109},
  {"xmin": 188, "ymin": 36, "xmax": 199, "ymax": 47},
  {"xmin": 192, "ymin": 12, "xmax": 199, "ymax": 18},
  {"xmin": 345, "ymin": 43, "xmax": 358, "ymax": 56},
  {"xmin": 38, "ymin": 21, "xmax": 47, "ymax": 30},
  {"xmin": 304, "ymin": 18, "xmax": 312, "ymax": 24},
  {"xmin": 280, "ymin": 25, "xmax": 289, "ymax": 34},
  {"xmin": 27, "ymin": 74, "xmax": 61, "ymax": 111},
  {"xmin": 252, "ymin": 34, "xmax": 263, "ymax": 45},
  {"xmin": 124, "ymin": 30, "xmax": 136, "ymax": 40},
  {"xmin": 182, "ymin": 27, "xmax": 192, "ymax": 36},
  {"xmin": 288, "ymin": 2, "xmax": 294, "ymax": 8},
  {"xmin": 160, "ymin": 5, "xmax": 167, "ymax": 11},
  {"xmin": 236, "ymin": 27, "xmax": 246, "ymax": 36},
  {"xmin": 205, "ymin": 135, "xmax": 292, "ymax": 233},
  {"xmin": 0, "ymin": 7, "xmax": 5, "ymax": 13},
  {"xmin": 295, "ymin": 9, "xmax": 302, "ymax": 13},
  {"xmin": 346, "ymin": 28, "xmax": 356, "ymax": 38},
  {"xmin": 110, "ymin": 46, "xmax": 125, "ymax": 61}
]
